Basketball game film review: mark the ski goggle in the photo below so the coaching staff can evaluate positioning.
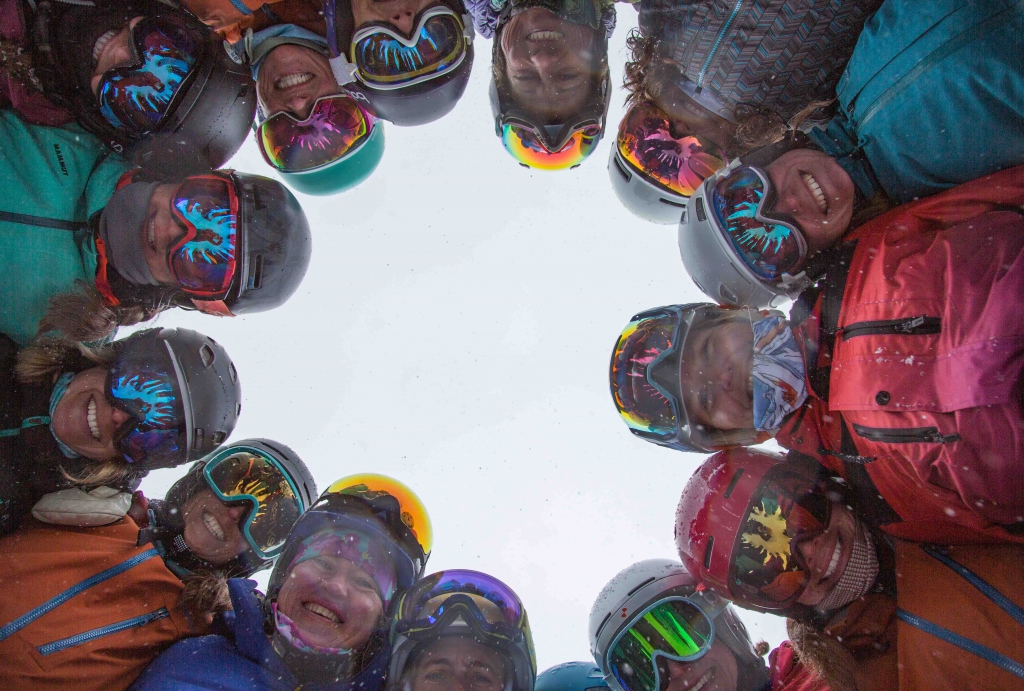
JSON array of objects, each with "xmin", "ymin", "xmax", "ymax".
[
  {"xmin": 325, "ymin": 473, "xmax": 433, "ymax": 558},
  {"xmin": 106, "ymin": 348, "xmax": 187, "ymax": 467},
  {"xmin": 729, "ymin": 468, "xmax": 832, "ymax": 608},
  {"xmin": 501, "ymin": 124, "xmax": 602, "ymax": 171},
  {"xmin": 350, "ymin": 5, "xmax": 470, "ymax": 90},
  {"xmin": 97, "ymin": 16, "xmax": 201, "ymax": 134},
  {"xmin": 395, "ymin": 569, "xmax": 527, "ymax": 641},
  {"xmin": 167, "ymin": 173, "xmax": 240, "ymax": 298},
  {"xmin": 258, "ymin": 94, "xmax": 376, "ymax": 173},
  {"xmin": 617, "ymin": 102, "xmax": 727, "ymax": 197},
  {"xmin": 204, "ymin": 447, "xmax": 304, "ymax": 558},
  {"xmin": 605, "ymin": 597, "xmax": 715, "ymax": 691},
  {"xmin": 710, "ymin": 166, "xmax": 807, "ymax": 281}
]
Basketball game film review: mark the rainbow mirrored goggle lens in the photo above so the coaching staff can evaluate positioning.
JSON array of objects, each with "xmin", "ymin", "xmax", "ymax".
[
  {"xmin": 258, "ymin": 94, "xmax": 373, "ymax": 173},
  {"xmin": 606, "ymin": 598, "xmax": 714, "ymax": 691},
  {"xmin": 730, "ymin": 469, "xmax": 831, "ymax": 608},
  {"xmin": 98, "ymin": 16, "xmax": 200, "ymax": 134},
  {"xmin": 617, "ymin": 103, "xmax": 727, "ymax": 198},
  {"xmin": 106, "ymin": 353, "xmax": 186, "ymax": 467},
  {"xmin": 325, "ymin": 473, "xmax": 433, "ymax": 556},
  {"xmin": 205, "ymin": 449, "xmax": 303, "ymax": 558},
  {"xmin": 610, "ymin": 307, "xmax": 685, "ymax": 439},
  {"xmin": 501, "ymin": 124, "xmax": 601, "ymax": 171},
  {"xmin": 351, "ymin": 7, "xmax": 467, "ymax": 88},
  {"xmin": 397, "ymin": 569, "xmax": 524, "ymax": 637},
  {"xmin": 710, "ymin": 166, "xmax": 807, "ymax": 281},
  {"xmin": 168, "ymin": 174, "xmax": 239, "ymax": 298}
]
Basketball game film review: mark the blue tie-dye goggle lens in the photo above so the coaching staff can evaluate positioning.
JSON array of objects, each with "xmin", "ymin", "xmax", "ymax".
[
  {"xmin": 168, "ymin": 173, "xmax": 239, "ymax": 298},
  {"xmin": 710, "ymin": 166, "xmax": 807, "ymax": 281},
  {"xmin": 106, "ymin": 351, "xmax": 187, "ymax": 467},
  {"xmin": 97, "ymin": 16, "xmax": 200, "ymax": 135}
]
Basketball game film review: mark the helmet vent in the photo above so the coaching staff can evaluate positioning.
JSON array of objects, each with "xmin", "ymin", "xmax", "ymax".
[
  {"xmin": 612, "ymin": 155, "xmax": 631, "ymax": 182},
  {"xmin": 199, "ymin": 344, "xmax": 216, "ymax": 367},
  {"xmin": 695, "ymin": 197, "xmax": 707, "ymax": 222},
  {"xmin": 724, "ymin": 468, "xmax": 745, "ymax": 498},
  {"xmin": 211, "ymin": 431, "xmax": 226, "ymax": 445},
  {"xmin": 228, "ymin": 362, "xmax": 238, "ymax": 383},
  {"xmin": 193, "ymin": 428, "xmax": 205, "ymax": 450},
  {"xmin": 626, "ymin": 576, "xmax": 656, "ymax": 597},
  {"xmin": 703, "ymin": 536, "xmax": 715, "ymax": 569},
  {"xmin": 249, "ymin": 254, "xmax": 264, "ymax": 290}
]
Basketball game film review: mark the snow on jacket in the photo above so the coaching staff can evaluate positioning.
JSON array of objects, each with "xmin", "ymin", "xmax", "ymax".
[
  {"xmin": 0, "ymin": 517, "xmax": 203, "ymax": 691},
  {"xmin": 130, "ymin": 578, "xmax": 391, "ymax": 691},
  {"xmin": 635, "ymin": 0, "xmax": 881, "ymax": 121},
  {"xmin": 466, "ymin": 0, "xmax": 615, "ymax": 40},
  {"xmin": 0, "ymin": 109, "xmax": 132, "ymax": 346},
  {"xmin": 776, "ymin": 165, "xmax": 1024, "ymax": 543},
  {"xmin": 768, "ymin": 641, "xmax": 829, "ymax": 691},
  {"xmin": 0, "ymin": 0, "xmax": 72, "ymax": 126},
  {"xmin": 808, "ymin": 0, "xmax": 1024, "ymax": 204},
  {"xmin": 789, "ymin": 540, "xmax": 1024, "ymax": 691}
]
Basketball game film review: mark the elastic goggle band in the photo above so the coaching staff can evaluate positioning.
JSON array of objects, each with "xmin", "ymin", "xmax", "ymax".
[
  {"xmin": 258, "ymin": 94, "xmax": 375, "ymax": 173},
  {"xmin": 168, "ymin": 173, "xmax": 240, "ymax": 298}
]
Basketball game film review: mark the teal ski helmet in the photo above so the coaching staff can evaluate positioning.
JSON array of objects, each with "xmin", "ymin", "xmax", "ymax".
[
  {"xmin": 275, "ymin": 120, "xmax": 385, "ymax": 196},
  {"xmin": 537, "ymin": 662, "xmax": 610, "ymax": 691}
]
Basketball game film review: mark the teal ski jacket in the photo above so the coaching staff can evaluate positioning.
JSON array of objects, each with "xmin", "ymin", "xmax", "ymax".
[{"xmin": 0, "ymin": 109, "xmax": 132, "ymax": 345}]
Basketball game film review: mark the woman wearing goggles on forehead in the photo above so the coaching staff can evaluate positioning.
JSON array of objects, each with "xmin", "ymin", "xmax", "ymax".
[
  {"xmin": 0, "ymin": 440, "xmax": 313, "ymax": 691},
  {"xmin": 132, "ymin": 474, "xmax": 432, "ymax": 691},
  {"xmin": 677, "ymin": 448, "xmax": 1024, "ymax": 691}
]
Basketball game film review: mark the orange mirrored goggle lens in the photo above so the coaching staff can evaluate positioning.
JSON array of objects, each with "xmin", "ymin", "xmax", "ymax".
[{"xmin": 325, "ymin": 473, "xmax": 433, "ymax": 555}]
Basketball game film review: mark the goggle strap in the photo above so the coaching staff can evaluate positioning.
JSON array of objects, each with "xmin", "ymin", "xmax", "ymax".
[
  {"xmin": 463, "ymin": 14, "xmax": 475, "ymax": 41},
  {"xmin": 330, "ymin": 55, "xmax": 359, "ymax": 86},
  {"xmin": 191, "ymin": 298, "xmax": 234, "ymax": 316}
]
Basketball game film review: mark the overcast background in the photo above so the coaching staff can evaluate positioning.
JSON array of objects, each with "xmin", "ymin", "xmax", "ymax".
[{"xmin": 136, "ymin": 7, "xmax": 789, "ymax": 673}]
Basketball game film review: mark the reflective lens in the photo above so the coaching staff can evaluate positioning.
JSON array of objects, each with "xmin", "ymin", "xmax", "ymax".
[
  {"xmin": 106, "ymin": 356, "xmax": 186, "ymax": 467},
  {"xmin": 325, "ymin": 473, "xmax": 433, "ymax": 556},
  {"xmin": 617, "ymin": 103, "xmax": 727, "ymax": 197},
  {"xmin": 205, "ymin": 449, "xmax": 303, "ymax": 557},
  {"xmin": 258, "ymin": 95, "xmax": 373, "ymax": 173},
  {"xmin": 730, "ymin": 469, "xmax": 831, "ymax": 606},
  {"xmin": 98, "ymin": 17, "xmax": 200, "ymax": 134},
  {"xmin": 501, "ymin": 124, "xmax": 601, "ymax": 171},
  {"xmin": 710, "ymin": 166, "xmax": 806, "ymax": 281},
  {"xmin": 610, "ymin": 308, "xmax": 685, "ymax": 439},
  {"xmin": 168, "ymin": 174, "xmax": 239, "ymax": 298},
  {"xmin": 607, "ymin": 598, "xmax": 714, "ymax": 691},
  {"xmin": 352, "ymin": 7, "xmax": 466, "ymax": 87},
  {"xmin": 397, "ymin": 569, "xmax": 525, "ymax": 637}
]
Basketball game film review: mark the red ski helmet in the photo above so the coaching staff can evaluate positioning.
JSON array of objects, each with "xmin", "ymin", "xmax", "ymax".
[{"xmin": 675, "ymin": 448, "xmax": 833, "ymax": 614}]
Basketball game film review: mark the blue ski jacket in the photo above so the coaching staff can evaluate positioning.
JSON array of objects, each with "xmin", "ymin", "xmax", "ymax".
[
  {"xmin": 130, "ymin": 578, "xmax": 390, "ymax": 691},
  {"xmin": 809, "ymin": 0, "xmax": 1024, "ymax": 204}
]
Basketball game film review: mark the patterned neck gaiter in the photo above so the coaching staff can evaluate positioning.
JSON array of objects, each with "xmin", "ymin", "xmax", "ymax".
[
  {"xmin": 48, "ymin": 372, "xmax": 81, "ymax": 459},
  {"xmin": 816, "ymin": 523, "xmax": 880, "ymax": 613},
  {"xmin": 751, "ymin": 314, "xmax": 807, "ymax": 432}
]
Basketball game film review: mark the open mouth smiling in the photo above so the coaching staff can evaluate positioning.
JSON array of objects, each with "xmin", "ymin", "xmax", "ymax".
[
  {"xmin": 202, "ymin": 510, "xmax": 226, "ymax": 542},
  {"xmin": 304, "ymin": 601, "xmax": 343, "ymax": 624},
  {"xmin": 275, "ymin": 72, "xmax": 314, "ymax": 90},
  {"xmin": 87, "ymin": 396, "xmax": 101, "ymax": 441},
  {"xmin": 801, "ymin": 172, "xmax": 829, "ymax": 215}
]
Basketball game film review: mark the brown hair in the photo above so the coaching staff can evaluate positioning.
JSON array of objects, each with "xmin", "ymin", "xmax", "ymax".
[
  {"xmin": 178, "ymin": 571, "xmax": 233, "ymax": 630},
  {"xmin": 37, "ymin": 281, "xmax": 164, "ymax": 345}
]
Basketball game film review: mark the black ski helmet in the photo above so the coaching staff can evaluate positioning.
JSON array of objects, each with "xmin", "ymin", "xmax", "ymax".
[
  {"xmin": 32, "ymin": 0, "xmax": 255, "ymax": 171},
  {"xmin": 111, "ymin": 327, "xmax": 241, "ymax": 471}
]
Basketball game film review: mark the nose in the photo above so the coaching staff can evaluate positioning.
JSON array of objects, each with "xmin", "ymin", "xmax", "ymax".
[
  {"xmin": 110, "ymin": 406, "xmax": 131, "ymax": 428},
  {"xmin": 389, "ymin": 8, "xmax": 417, "ymax": 38},
  {"xmin": 527, "ymin": 43, "xmax": 562, "ymax": 71},
  {"xmin": 285, "ymin": 93, "xmax": 317, "ymax": 121},
  {"xmin": 663, "ymin": 659, "xmax": 688, "ymax": 681},
  {"xmin": 796, "ymin": 531, "xmax": 826, "ymax": 572},
  {"xmin": 225, "ymin": 503, "xmax": 247, "ymax": 520}
]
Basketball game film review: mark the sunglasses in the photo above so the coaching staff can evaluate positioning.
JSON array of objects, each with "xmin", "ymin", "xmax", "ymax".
[
  {"xmin": 617, "ymin": 103, "xmax": 727, "ymax": 197},
  {"xmin": 97, "ymin": 16, "xmax": 201, "ymax": 134},
  {"xmin": 167, "ymin": 173, "xmax": 240, "ymax": 299},
  {"xmin": 501, "ymin": 123, "xmax": 602, "ymax": 171},
  {"xmin": 258, "ymin": 94, "xmax": 376, "ymax": 173}
]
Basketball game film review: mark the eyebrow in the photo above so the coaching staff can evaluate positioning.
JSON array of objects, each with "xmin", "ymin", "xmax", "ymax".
[{"xmin": 422, "ymin": 659, "xmax": 497, "ymax": 672}]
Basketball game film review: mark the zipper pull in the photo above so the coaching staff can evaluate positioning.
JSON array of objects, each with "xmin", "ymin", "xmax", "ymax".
[{"xmin": 899, "ymin": 316, "xmax": 925, "ymax": 333}]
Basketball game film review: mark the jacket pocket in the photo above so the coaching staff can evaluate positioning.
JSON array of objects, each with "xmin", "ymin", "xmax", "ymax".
[
  {"xmin": 36, "ymin": 607, "xmax": 170, "ymax": 656},
  {"xmin": 841, "ymin": 316, "xmax": 941, "ymax": 341},
  {"xmin": 852, "ymin": 423, "xmax": 960, "ymax": 445}
]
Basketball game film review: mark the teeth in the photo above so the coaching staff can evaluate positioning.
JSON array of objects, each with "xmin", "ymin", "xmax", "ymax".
[
  {"xmin": 528, "ymin": 30, "xmax": 563, "ymax": 40},
  {"xmin": 93, "ymin": 29, "xmax": 118, "ymax": 63},
  {"xmin": 802, "ymin": 173, "xmax": 829, "ymax": 214},
  {"xmin": 275, "ymin": 72, "xmax": 313, "ymax": 90},
  {"xmin": 202, "ymin": 511, "xmax": 225, "ymax": 542},
  {"xmin": 691, "ymin": 669, "xmax": 714, "ymax": 691},
  {"xmin": 304, "ymin": 602, "xmax": 341, "ymax": 623},
  {"xmin": 87, "ymin": 398, "xmax": 101, "ymax": 441},
  {"xmin": 823, "ymin": 539, "xmax": 842, "ymax": 580},
  {"xmin": 148, "ymin": 217, "xmax": 155, "ymax": 248}
]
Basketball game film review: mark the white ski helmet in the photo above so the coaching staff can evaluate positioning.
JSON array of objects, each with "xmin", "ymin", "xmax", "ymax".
[{"xmin": 608, "ymin": 144, "xmax": 690, "ymax": 225}]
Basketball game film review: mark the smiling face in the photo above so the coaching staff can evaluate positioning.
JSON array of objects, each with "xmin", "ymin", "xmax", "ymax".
[
  {"xmin": 90, "ymin": 17, "xmax": 145, "ymax": 97},
  {"xmin": 50, "ymin": 367, "xmax": 130, "ymax": 462},
  {"xmin": 180, "ymin": 0, "xmax": 246, "ymax": 31},
  {"xmin": 180, "ymin": 488, "xmax": 250, "ymax": 564},
  {"xmin": 407, "ymin": 636, "xmax": 509, "ymax": 691},
  {"xmin": 662, "ymin": 639, "xmax": 739, "ymax": 691},
  {"xmin": 257, "ymin": 44, "xmax": 341, "ymax": 121},
  {"xmin": 139, "ymin": 182, "xmax": 184, "ymax": 285},
  {"xmin": 500, "ymin": 8, "xmax": 598, "ymax": 122},
  {"xmin": 765, "ymin": 149, "xmax": 855, "ymax": 258},
  {"xmin": 679, "ymin": 318, "xmax": 754, "ymax": 433},
  {"xmin": 276, "ymin": 552, "xmax": 390, "ymax": 650},
  {"xmin": 795, "ymin": 501, "xmax": 858, "ymax": 608}
]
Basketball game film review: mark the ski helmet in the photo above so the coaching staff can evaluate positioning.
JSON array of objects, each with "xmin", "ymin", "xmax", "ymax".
[
  {"xmin": 33, "ymin": 0, "xmax": 255, "ymax": 170},
  {"xmin": 263, "ymin": 473, "xmax": 432, "ymax": 683},
  {"xmin": 609, "ymin": 304, "xmax": 764, "ymax": 453},
  {"xmin": 388, "ymin": 569, "xmax": 537, "ymax": 691},
  {"xmin": 106, "ymin": 327, "xmax": 241, "ymax": 471},
  {"xmin": 536, "ymin": 662, "xmax": 608, "ymax": 691},
  {"xmin": 158, "ymin": 438, "xmax": 317, "ymax": 576},
  {"xmin": 676, "ymin": 448, "xmax": 843, "ymax": 614},
  {"xmin": 589, "ymin": 559, "xmax": 768, "ymax": 691}
]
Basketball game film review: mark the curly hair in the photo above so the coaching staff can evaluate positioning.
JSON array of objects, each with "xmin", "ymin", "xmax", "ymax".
[{"xmin": 38, "ymin": 281, "xmax": 165, "ymax": 346}]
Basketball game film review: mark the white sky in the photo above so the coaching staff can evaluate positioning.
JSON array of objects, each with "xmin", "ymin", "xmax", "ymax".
[{"xmin": 137, "ymin": 8, "xmax": 789, "ymax": 673}]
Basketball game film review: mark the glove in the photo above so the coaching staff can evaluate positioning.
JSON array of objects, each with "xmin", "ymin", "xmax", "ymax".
[{"xmin": 31, "ymin": 486, "xmax": 133, "ymax": 526}]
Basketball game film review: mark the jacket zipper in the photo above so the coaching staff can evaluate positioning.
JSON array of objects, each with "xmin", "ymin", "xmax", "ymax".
[
  {"xmin": 840, "ymin": 315, "xmax": 940, "ymax": 341},
  {"xmin": 36, "ymin": 607, "xmax": 169, "ymax": 655},
  {"xmin": 853, "ymin": 423, "xmax": 960, "ymax": 445},
  {"xmin": 696, "ymin": 0, "xmax": 744, "ymax": 89},
  {"xmin": 0, "ymin": 210, "xmax": 87, "ymax": 231}
]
